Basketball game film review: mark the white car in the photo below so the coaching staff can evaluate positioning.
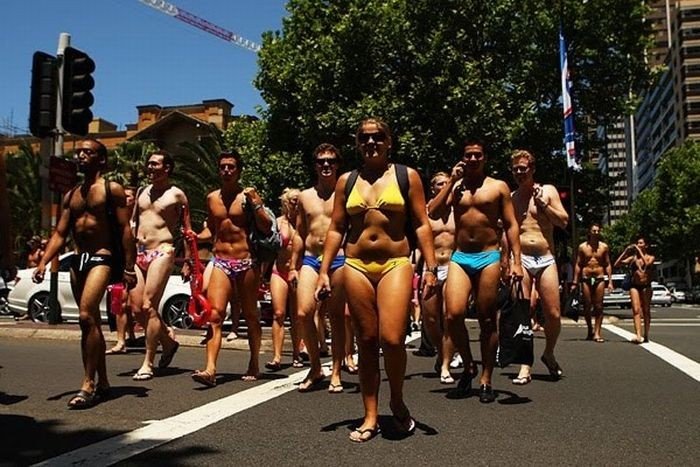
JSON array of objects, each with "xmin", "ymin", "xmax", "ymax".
[
  {"xmin": 651, "ymin": 283, "xmax": 673, "ymax": 307},
  {"xmin": 7, "ymin": 252, "xmax": 192, "ymax": 327}
]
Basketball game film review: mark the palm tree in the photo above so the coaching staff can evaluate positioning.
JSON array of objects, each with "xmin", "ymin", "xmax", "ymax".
[
  {"xmin": 103, "ymin": 140, "xmax": 156, "ymax": 188},
  {"xmin": 5, "ymin": 143, "xmax": 42, "ymax": 254},
  {"xmin": 175, "ymin": 134, "xmax": 227, "ymax": 230}
]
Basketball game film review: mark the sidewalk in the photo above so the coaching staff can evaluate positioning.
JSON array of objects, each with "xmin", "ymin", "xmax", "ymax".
[
  {"xmin": 0, "ymin": 317, "xmax": 276, "ymax": 352},
  {"xmin": 0, "ymin": 314, "xmax": 611, "ymax": 350}
]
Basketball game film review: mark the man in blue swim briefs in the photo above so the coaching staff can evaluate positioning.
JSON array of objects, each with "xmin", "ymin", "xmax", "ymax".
[
  {"xmin": 290, "ymin": 143, "xmax": 349, "ymax": 393},
  {"xmin": 429, "ymin": 139, "xmax": 523, "ymax": 403}
]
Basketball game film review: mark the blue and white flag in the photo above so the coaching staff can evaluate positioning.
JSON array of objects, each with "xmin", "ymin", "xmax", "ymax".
[{"xmin": 560, "ymin": 28, "xmax": 581, "ymax": 170}]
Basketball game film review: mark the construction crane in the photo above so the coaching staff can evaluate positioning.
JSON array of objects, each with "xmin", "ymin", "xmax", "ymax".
[{"xmin": 138, "ymin": 0, "xmax": 261, "ymax": 53}]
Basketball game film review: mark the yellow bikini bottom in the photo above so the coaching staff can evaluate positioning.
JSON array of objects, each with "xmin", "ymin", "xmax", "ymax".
[{"xmin": 344, "ymin": 256, "xmax": 411, "ymax": 282}]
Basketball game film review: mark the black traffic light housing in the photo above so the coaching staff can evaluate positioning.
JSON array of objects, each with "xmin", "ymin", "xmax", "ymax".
[
  {"xmin": 29, "ymin": 51, "xmax": 57, "ymax": 138},
  {"xmin": 61, "ymin": 46, "xmax": 95, "ymax": 136}
]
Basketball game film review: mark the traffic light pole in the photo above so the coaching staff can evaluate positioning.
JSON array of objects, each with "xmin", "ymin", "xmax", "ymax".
[{"xmin": 46, "ymin": 32, "xmax": 71, "ymax": 325}]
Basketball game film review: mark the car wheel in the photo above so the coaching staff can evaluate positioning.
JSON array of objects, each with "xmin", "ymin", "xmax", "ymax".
[
  {"xmin": 28, "ymin": 292, "xmax": 53, "ymax": 322},
  {"xmin": 163, "ymin": 294, "xmax": 193, "ymax": 329}
]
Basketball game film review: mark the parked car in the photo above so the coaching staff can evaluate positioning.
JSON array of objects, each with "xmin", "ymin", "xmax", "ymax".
[
  {"xmin": 8, "ymin": 252, "xmax": 275, "ymax": 329},
  {"xmin": 651, "ymin": 283, "xmax": 673, "ymax": 307},
  {"xmin": 689, "ymin": 285, "xmax": 700, "ymax": 304},
  {"xmin": 603, "ymin": 274, "xmax": 631, "ymax": 308},
  {"xmin": 665, "ymin": 283, "xmax": 688, "ymax": 303},
  {"xmin": 8, "ymin": 252, "xmax": 191, "ymax": 324}
]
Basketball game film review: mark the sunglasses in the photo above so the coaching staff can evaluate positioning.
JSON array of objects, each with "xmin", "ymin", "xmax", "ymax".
[
  {"xmin": 462, "ymin": 151, "xmax": 484, "ymax": 161},
  {"xmin": 358, "ymin": 132, "xmax": 387, "ymax": 144},
  {"xmin": 511, "ymin": 165, "xmax": 530, "ymax": 174},
  {"xmin": 315, "ymin": 158, "xmax": 338, "ymax": 166}
]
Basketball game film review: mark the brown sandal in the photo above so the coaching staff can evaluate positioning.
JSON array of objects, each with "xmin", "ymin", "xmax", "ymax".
[{"xmin": 191, "ymin": 369, "xmax": 216, "ymax": 387}]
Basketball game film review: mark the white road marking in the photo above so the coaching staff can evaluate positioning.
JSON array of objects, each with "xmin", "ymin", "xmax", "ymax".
[
  {"xmin": 603, "ymin": 324, "xmax": 700, "ymax": 382},
  {"xmin": 624, "ymin": 323, "xmax": 700, "ymax": 327},
  {"xmin": 36, "ymin": 333, "xmax": 421, "ymax": 466}
]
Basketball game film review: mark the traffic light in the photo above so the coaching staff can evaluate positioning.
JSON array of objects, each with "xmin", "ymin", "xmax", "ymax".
[
  {"xmin": 61, "ymin": 46, "xmax": 95, "ymax": 136},
  {"xmin": 29, "ymin": 51, "xmax": 57, "ymax": 138}
]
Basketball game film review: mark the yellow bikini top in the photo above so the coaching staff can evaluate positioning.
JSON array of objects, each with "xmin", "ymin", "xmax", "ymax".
[{"xmin": 346, "ymin": 171, "xmax": 405, "ymax": 216}]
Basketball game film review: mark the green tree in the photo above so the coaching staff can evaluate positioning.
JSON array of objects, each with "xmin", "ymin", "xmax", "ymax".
[
  {"xmin": 5, "ymin": 144, "xmax": 42, "ymax": 250},
  {"xmin": 103, "ymin": 140, "xmax": 156, "ymax": 188},
  {"xmin": 652, "ymin": 141, "xmax": 700, "ymax": 259},
  {"xmin": 256, "ymin": 0, "xmax": 650, "ymax": 185},
  {"xmin": 224, "ymin": 119, "xmax": 308, "ymax": 211}
]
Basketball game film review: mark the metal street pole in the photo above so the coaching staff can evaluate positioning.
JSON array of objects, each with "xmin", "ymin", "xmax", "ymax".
[{"xmin": 47, "ymin": 33, "xmax": 70, "ymax": 325}]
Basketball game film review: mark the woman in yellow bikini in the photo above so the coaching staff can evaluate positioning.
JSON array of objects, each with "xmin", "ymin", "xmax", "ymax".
[{"xmin": 315, "ymin": 118, "xmax": 438, "ymax": 443}]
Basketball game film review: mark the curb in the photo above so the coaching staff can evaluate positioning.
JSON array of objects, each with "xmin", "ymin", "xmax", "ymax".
[{"xmin": 0, "ymin": 324, "xmax": 274, "ymax": 352}]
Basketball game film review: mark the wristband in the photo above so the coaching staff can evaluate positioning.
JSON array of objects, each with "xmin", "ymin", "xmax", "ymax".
[
  {"xmin": 253, "ymin": 203, "xmax": 264, "ymax": 211},
  {"xmin": 124, "ymin": 270, "xmax": 136, "ymax": 276}
]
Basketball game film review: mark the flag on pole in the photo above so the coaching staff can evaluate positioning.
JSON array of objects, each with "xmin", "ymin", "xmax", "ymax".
[{"xmin": 559, "ymin": 27, "xmax": 581, "ymax": 170}]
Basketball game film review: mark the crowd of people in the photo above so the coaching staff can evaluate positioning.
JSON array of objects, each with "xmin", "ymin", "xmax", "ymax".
[{"xmin": 27, "ymin": 117, "xmax": 658, "ymax": 443}]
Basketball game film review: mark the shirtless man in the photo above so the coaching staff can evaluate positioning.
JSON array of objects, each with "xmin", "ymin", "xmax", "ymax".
[
  {"xmin": 510, "ymin": 150, "xmax": 569, "ymax": 383},
  {"xmin": 421, "ymin": 172, "xmax": 459, "ymax": 384},
  {"xmin": 572, "ymin": 223, "xmax": 613, "ymax": 342},
  {"xmin": 191, "ymin": 150, "xmax": 272, "ymax": 387},
  {"xmin": 290, "ymin": 143, "xmax": 347, "ymax": 393},
  {"xmin": 33, "ymin": 139, "xmax": 136, "ymax": 408},
  {"xmin": 130, "ymin": 151, "xmax": 190, "ymax": 380},
  {"xmin": 429, "ymin": 140, "xmax": 523, "ymax": 403}
]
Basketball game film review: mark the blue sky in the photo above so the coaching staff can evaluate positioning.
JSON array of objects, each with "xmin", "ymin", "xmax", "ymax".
[{"xmin": 1, "ymin": 0, "xmax": 288, "ymax": 134}]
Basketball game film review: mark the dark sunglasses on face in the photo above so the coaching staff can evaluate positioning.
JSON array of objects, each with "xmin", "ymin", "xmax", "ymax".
[
  {"xmin": 511, "ymin": 165, "xmax": 530, "ymax": 174},
  {"xmin": 315, "ymin": 158, "xmax": 338, "ymax": 166},
  {"xmin": 463, "ymin": 151, "xmax": 484, "ymax": 161},
  {"xmin": 358, "ymin": 132, "xmax": 387, "ymax": 144}
]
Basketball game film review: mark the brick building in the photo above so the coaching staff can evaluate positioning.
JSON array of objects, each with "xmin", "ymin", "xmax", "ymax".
[{"xmin": 0, "ymin": 98, "xmax": 245, "ymax": 156}]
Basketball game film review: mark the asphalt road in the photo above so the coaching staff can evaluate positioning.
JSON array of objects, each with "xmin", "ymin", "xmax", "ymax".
[{"xmin": 1, "ymin": 305, "xmax": 699, "ymax": 466}]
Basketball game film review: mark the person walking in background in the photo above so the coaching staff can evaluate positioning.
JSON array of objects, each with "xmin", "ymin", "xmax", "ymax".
[
  {"xmin": 33, "ymin": 139, "xmax": 136, "ymax": 409},
  {"xmin": 25, "ymin": 236, "xmax": 44, "ymax": 268},
  {"xmin": 509, "ymin": 149, "xmax": 569, "ymax": 383},
  {"xmin": 429, "ymin": 139, "xmax": 523, "ymax": 403},
  {"xmin": 572, "ymin": 223, "xmax": 613, "ymax": 343},
  {"xmin": 421, "ymin": 172, "xmax": 459, "ymax": 385},
  {"xmin": 316, "ymin": 118, "xmax": 438, "ymax": 442},
  {"xmin": 266, "ymin": 188, "xmax": 303, "ymax": 370},
  {"xmin": 614, "ymin": 235, "xmax": 655, "ymax": 343},
  {"xmin": 130, "ymin": 151, "xmax": 190, "ymax": 381},
  {"xmin": 192, "ymin": 150, "xmax": 272, "ymax": 387},
  {"xmin": 106, "ymin": 185, "xmax": 139, "ymax": 354},
  {"xmin": 290, "ymin": 143, "xmax": 348, "ymax": 393}
]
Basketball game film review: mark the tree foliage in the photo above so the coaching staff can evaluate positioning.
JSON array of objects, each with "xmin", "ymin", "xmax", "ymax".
[
  {"xmin": 5, "ymin": 144, "xmax": 42, "ymax": 249},
  {"xmin": 103, "ymin": 140, "xmax": 157, "ymax": 188},
  {"xmin": 256, "ymin": 0, "xmax": 650, "ymax": 186},
  {"xmin": 604, "ymin": 141, "xmax": 700, "ymax": 261}
]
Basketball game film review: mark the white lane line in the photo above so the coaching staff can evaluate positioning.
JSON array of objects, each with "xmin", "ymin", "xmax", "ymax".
[
  {"xmin": 36, "ymin": 332, "xmax": 422, "ymax": 466},
  {"xmin": 603, "ymin": 324, "xmax": 700, "ymax": 382},
  {"xmin": 646, "ymin": 318, "xmax": 700, "ymax": 321}
]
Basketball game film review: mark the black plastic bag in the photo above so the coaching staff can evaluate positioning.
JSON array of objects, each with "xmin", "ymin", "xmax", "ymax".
[
  {"xmin": 497, "ymin": 280, "xmax": 534, "ymax": 367},
  {"xmin": 563, "ymin": 288, "xmax": 580, "ymax": 322}
]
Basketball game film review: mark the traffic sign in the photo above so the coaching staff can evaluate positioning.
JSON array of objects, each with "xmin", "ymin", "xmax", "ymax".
[{"xmin": 49, "ymin": 156, "xmax": 77, "ymax": 193}]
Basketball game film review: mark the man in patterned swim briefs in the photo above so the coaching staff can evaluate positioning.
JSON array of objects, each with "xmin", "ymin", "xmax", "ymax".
[
  {"xmin": 191, "ymin": 150, "xmax": 273, "ymax": 387},
  {"xmin": 130, "ymin": 150, "xmax": 191, "ymax": 381}
]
